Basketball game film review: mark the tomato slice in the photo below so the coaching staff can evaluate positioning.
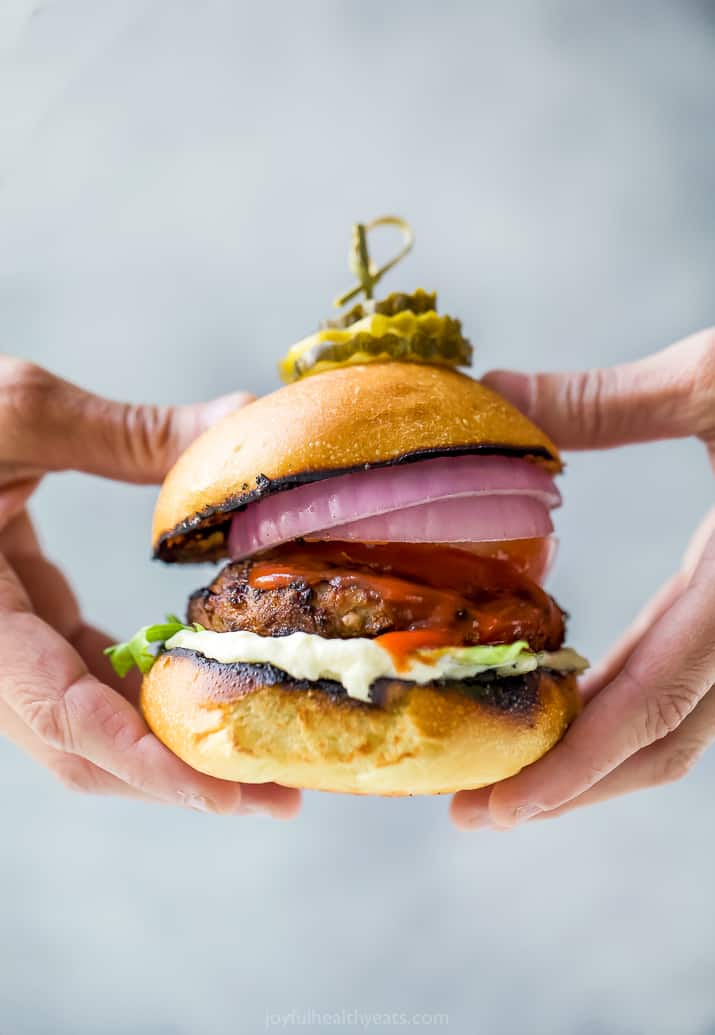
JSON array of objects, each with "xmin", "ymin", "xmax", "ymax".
[
  {"xmin": 288, "ymin": 537, "xmax": 557, "ymax": 587},
  {"xmin": 446, "ymin": 537, "xmax": 557, "ymax": 585}
]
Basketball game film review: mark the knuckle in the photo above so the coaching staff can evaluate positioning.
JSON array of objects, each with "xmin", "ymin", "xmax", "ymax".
[
  {"xmin": 0, "ymin": 356, "xmax": 46, "ymax": 389},
  {"xmin": 695, "ymin": 327, "xmax": 715, "ymax": 374},
  {"xmin": 572, "ymin": 757, "xmax": 612, "ymax": 796},
  {"xmin": 692, "ymin": 328, "xmax": 715, "ymax": 441},
  {"xmin": 121, "ymin": 402, "xmax": 174, "ymax": 470},
  {"xmin": 654, "ymin": 740, "xmax": 705, "ymax": 786},
  {"xmin": 539, "ymin": 736, "xmax": 611, "ymax": 808},
  {"xmin": 643, "ymin": 687, "xmax": 698, "ymax": 744},
  {"xmin": 0, "ymin": 357, "xmax": 53, "ymax": 414},
  {"xmin": 562, "ymin": 734, "xmax": 612, "ymax": 790},
  {"xmin": 564, "ymin": 369, "xmax": 606, "ymax": 444},
  {"xmin": 51, "ymin": 756, "xmax": 96, "ymax": 795},
  {"xmin": 17, "ymin": 686, "xmax": 73, "ymax": 752},
  {"xmin": 0, "ymin": 700, "xmax": 11, "ymax": 738}
]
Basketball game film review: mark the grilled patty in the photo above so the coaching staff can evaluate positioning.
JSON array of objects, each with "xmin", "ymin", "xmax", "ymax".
[{"xmin": 187, "ymin": 554, "xmax": 565, "ymax": 651}]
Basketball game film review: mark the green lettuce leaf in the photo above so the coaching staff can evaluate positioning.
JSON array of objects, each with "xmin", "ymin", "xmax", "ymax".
[
  {"xmin": 104, "ymin": 615, "xmax": 203, "ymax": 677},
  {"xmin": 429, "ymin": 640, "xmax": 531, "ymax": 666}
]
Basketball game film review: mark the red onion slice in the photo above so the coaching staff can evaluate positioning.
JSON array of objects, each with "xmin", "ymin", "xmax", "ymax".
[
  {"xmin": 311, "ymin": 495, "xmax": 554, "ymax": 544},
  {"xmin": 228, "ymin": 455, "xmax": 560, "ymax": 559}
]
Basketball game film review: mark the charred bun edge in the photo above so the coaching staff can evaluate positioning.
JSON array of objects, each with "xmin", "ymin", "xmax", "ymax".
[
  {"xmin": 154, "ymin": 442, "xmax": 558, "ymax": 563},
  {"xmin": 140, "ymin": 651, "xmax": 580, "ymax": 794},
  {"xmin": 165, "ymin": 645, "xmax": 553, "ymax": 719}
]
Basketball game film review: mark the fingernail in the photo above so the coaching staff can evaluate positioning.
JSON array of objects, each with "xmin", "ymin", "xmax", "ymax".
[
  {"xmin": 177, "ymin": 792, "xmax": 216, "ymax": 813},
  {"xmin": 202, "ymin": 392, "xmax": 256, "ymax": 428},
  {"xmin": 481, "ymin": 371, "xmax": 532, "ymax": 417},
  {"xmin": 512, "ymin": 803, "xmax": 542, "ymax": 824},
  {"xmin": 236, "ymin": 786, "xmax": 275, "ymax": 817},
  {"xmin": 460, "ymin": 813, "xmax": 492, "ymax": 831},
  {"xmin": 235, "ymin": 800, "xmax": 270, "ymax": 816},
  {"xmin": 236, "ymin": 785, "xmax": 301, "ymax": 819}
]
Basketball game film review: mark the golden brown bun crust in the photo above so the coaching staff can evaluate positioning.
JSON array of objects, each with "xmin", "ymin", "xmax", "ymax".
[
  {"xmin": 140, "ymin": 651, "xmax": 580, "ymax": 795},
  {"xmin": 152, "ymin": 363, "xmax": 562, "ymax": 562}
]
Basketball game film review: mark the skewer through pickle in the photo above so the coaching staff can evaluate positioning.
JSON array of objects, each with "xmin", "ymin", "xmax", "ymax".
[{"xmin": 278, "ymin": 220, "xmax": 473, "ymax": 384}]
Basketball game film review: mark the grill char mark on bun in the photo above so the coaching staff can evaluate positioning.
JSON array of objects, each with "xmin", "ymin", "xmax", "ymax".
[
  {"xmin": 140, "ymin": 651, "xmax": 581, "ymax": 794},
  {"xmin": 154, "ymin": 442, "xmax": 558, "ymax": 563},
  {"xmin": 165, "ymin": 646, "xmax": 546, "ymax": 716}
]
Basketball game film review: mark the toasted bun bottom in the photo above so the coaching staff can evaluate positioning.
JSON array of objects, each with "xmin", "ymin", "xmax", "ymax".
[{"xmin": 141, "ymin": 650, "xmax": 581, "ymax": 795}]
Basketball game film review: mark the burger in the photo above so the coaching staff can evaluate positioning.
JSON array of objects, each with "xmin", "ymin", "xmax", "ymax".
[{"xmin": 107, "ymin": 219, "xmax": 587, "ymax": 795}]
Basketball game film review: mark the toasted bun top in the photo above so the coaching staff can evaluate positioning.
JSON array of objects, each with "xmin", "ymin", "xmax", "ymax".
[{"xmin": 153, "ymin": 362, "xmax": 562, "ymax": 562}]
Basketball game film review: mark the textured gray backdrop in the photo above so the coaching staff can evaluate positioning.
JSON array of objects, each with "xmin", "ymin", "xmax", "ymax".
[{"xmin": 1, "ymin": 2, "xmax": 714, "ymax": 1033}]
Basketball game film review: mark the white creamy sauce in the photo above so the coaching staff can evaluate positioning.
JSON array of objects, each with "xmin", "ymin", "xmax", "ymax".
[{"xmin": 166, "ymin": 628, "xmax": 587, "ymax": 703}]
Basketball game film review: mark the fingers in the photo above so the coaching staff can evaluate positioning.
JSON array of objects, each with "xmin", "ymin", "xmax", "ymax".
[
  {"xmin": 450, "ymin": 787, "xmax": 491, "ymax": 830},
  {"xmin": 2, "ymin": 609, "xmax": 240, "ymax": 810},
  {"xmin": 5, "ymin": 611, "xmax": 300, "ymax": 816},
  {"xmin": 0, "ymin": 356, "xmax": 256, "ymax": 483},
  {"xmin": 0, "ymin": 478, "xmax": 41, "ymax": 531},
  {"xmin": 453, "ymin": 694, "xmax": 713, "ymax": 829},
  {"xmin": 683, "ymin": 505, "xmax": 715, "ymax": 573},
  {"xmin": 1, "ymin": 691, "xmax": 299, "ymax": 813},
  {"xmin": 529, "ymin": 680, "xmax": 715, "ymax": 821},
  {"xmin": 238, "ymin": 781, "xmax": 302, "ymax": 819},
  {"xmin": 0, "ymin": 555, "xmax": 300, "ymax": 817},
  {"xmin": 5, "ymin": 551, "xmax": 134, "ymax": 696},
  {"xmin": 579, "ymin": 570, "xmax": 687, "ymax": 702},
  {"xmin": 452, "ymin": 674, "xmax": 715, "ymax": 830},
  {"xmin": 453, "ymin": 508, "xmax": 715, "ymax": 830},
  {"xmin": 0, "ymin": 697, "xmax": 160, "ymax": 802},
  {"xmin": 0, "ymin": 514, "xmax": 143, "ymax": 699},
  {"xmin": 7, "ymin": 551, "xmax": 82, "ymax": 641},
  {"xmin": 482, "ymin": 327, "xmax": 715, "ymax": 451},
  {"xmin": 71, "ymin": 623, "xmax": 143, "ymax": 703},
  {"xmin": 581, "ymin": 507, "xmax": 715, "ymax": 702},
  {"xmin": 486, "ymin": 522, "xmax": 715, "ymax": 827},
  {"xmin": 0, "ymin": 510, "xmax": 41, "ymax": 556}
]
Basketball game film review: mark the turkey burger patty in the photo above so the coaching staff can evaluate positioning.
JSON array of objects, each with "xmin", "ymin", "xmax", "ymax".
[{"xmin": 187, "ymin": 541, "xmax": 566, "ymax": 653}]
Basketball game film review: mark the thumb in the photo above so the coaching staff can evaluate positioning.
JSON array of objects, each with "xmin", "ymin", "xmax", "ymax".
[
  {"xmin": 481, "ymin": 327, "xmax": 715, "ymax": 451},
  {"xmin": 93, "ymin": 389, "xmax": 257, "ymax": 483},
  {"xmin": 0, "ymin": 358, "xmax": 255, "ymax": 483}
]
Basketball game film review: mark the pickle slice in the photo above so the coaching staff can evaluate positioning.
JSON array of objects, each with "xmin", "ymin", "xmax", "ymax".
[
  {"xmin": 279, "ymin": 307, "xmax": 473, "ymax": 383},
  {"xmin": 322, "ymin": 288, "xmax": 437, "ymax": 330}
]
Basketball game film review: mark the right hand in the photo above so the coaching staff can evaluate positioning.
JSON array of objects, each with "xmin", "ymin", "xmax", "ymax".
[
  {"xmin": 452, "ymin": 327, "xmax": 715, "ymax": 829},
  {"xmin": 0, "ymin": 357, "xmax": 300, "ymax": 817}
]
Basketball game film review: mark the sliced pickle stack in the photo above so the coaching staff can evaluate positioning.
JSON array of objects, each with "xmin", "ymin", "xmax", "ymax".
[
  {"xmin": 279, "ymin": 298, "xmax": 471, "ymax": 383},
  {"xmin": 279, "ymin": 218, "xmax": 474, "ymax": 384},
  {"xmin": 324, "ymin": 288, "xmax": 437, "ymax": 329}
]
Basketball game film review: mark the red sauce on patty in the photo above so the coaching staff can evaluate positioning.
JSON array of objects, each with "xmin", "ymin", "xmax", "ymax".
[{"xmin": 247, "ymin": 541, "xmax": 564, "ymax": 655}]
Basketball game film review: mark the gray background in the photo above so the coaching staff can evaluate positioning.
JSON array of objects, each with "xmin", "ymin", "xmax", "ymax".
[{"xmin": 1, "ymin": 2, "xmax": 714, "ymax": 1033}]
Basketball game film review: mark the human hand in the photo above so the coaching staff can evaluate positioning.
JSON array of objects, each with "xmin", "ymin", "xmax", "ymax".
[
  {"xmin": 452, "ymin": 328, "xmax": 715, "ymax": 829},
  {"xmin": 0, "ymin": 358, "xmax": 300, "ymax": 817}
]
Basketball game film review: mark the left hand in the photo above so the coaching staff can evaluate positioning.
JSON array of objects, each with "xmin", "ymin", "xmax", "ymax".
[
  {"xmin": 0, "ymin": 357, "xmax": 301, "ymax": 816},
  {"xmin": 451, "ymin": 328, "xmax": 715, "ymax": 829}
]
